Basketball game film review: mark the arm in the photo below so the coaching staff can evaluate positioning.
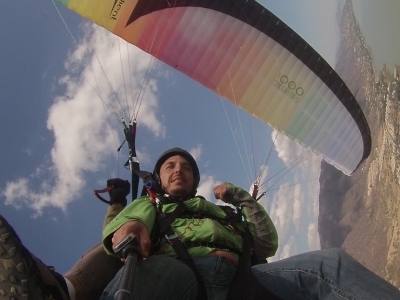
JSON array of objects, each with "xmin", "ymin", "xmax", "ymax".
[
  {"xmin": 102, "ymin": 196, "xmax": 156, "ymax": 257},
  {"xmin": 214, "ymin": 182, "xmax": 278, "ymax": 261},
  {"xmin": 103, "ymin": 204, "xmax": 124, "ymax": 229}
]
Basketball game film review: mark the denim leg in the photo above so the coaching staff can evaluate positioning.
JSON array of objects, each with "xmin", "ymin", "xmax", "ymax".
[
  {"xmin": 100, "ymin": 256, "xmax": 237, "ymax": 300},
  {"xmin": 193, "ymin": 256, "xmax": 236, "ymax": 300},
  {"xmin": 100, "ymin": 255, "xmax": 198, "ymax": 300},
  {"xmin": 252, "ymin": 248, "xmax": 400, "ymax": 300}
]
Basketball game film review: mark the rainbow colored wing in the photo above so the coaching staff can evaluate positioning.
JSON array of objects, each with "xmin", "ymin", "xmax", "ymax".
[{"xmin": 56, "ymin": 0, "xmax": 371, "ymax": 175}]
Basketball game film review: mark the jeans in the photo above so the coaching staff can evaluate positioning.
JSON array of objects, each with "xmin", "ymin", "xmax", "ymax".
[
  {"xmin": 100, "ymin": 249, "xmax": 400, "ymax": 300},
  {"xmin": 252, "ymin": 248, "xmax": 400, "ymax": 300},
  {"xmin": 100, "ymin": 255, "xmax": 236, "ymax": 300}
]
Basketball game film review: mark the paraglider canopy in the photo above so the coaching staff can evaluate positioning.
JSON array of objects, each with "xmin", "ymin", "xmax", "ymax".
[{"xmin": 56, "ymin": 0, "xmax": 371, "ymax": 175}]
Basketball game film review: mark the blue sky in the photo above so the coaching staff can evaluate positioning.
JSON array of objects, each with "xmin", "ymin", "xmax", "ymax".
[{"xmin": 1, "ymin": 0, "xmax": 397, "ymax": 274}]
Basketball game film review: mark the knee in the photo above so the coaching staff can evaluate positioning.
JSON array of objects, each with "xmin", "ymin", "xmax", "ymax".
[
  {"xmin": 324, "ymin": 248, "xmax": 348, "ymax": 257},
  {"xmin": 320, "ymin": 248, "xmax": 354, "ymax": 264},
  {"xmin": 324, "ymin": 248, "xmax": 345, "ymax": 256}
]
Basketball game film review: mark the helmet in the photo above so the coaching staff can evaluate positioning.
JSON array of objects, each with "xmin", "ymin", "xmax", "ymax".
[{"xmin": 154, "ymin": 147, "xmax": 200, "ymax": 196}]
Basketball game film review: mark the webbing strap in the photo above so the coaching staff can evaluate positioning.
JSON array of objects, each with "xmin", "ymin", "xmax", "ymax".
[
  {"xmin": 159, "ymin": 202, "xmax": 188, "ymax": 231},
  {"xmin": 226, "ymin": 228, "xmax": 283, "ymax": 300},
  {"xmin": 156, "ymin": 203, "xmax": 208, "ymax": 300},
  {"xmin": 183, "ymin": 241, "xmax": 241, "ymax": 256},
  {"xmin": 169, "ymin": 239, "xmax": 208, "ymax": 300}
]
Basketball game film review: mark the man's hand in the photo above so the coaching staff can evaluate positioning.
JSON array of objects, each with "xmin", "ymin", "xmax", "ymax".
[
  {"xmin": 214, "ymin": 182, "xmax": 253, "ymax": 207},
  {"xmin": 107, "ymin": 178, "xmax": 130, "ymax": 207},
  {"xmin": 213, "ymin": 183, "xmax": 230, "ymax": 202},
  {"xmin": 112, "ymin": 220, "xmax": 151, "ymax": 258}
]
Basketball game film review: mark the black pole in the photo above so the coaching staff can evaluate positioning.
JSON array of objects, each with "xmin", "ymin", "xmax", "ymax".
[
  {"xmin": 114, "ymin": 234, "xmax": 140, "ymax": 300},
  {"xmin": 131, "ymin": 161, "xmax": 140, "ymax": 201}
]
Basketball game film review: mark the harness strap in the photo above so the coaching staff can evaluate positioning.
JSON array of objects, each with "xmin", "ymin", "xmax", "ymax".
[
  {"xmin": 226, "ymin": 227, "xmax": 283, "ymax": 300},
  {"xmin": 152, "ymin": 196, "xmax": 280, "ymax": 299},
  {"xmin": 183, "ymin": 241, "xmax": 241, "ymax": 256},
  {"xmin": 155, "ymin": 202, "xmax": 208, "ymax": 300}
]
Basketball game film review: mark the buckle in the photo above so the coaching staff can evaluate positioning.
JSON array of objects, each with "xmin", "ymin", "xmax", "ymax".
[{"xmin": 165, "ymin": 232, "xmax": 179, "ymax": 243}]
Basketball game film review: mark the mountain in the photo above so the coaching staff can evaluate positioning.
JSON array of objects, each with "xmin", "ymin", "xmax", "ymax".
[{"xmin": 318, "ymin": 0, "xmax": 400, "ymax": 288}]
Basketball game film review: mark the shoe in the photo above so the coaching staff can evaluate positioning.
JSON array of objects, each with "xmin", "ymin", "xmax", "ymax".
[{"xmin": 0, "ymin": 215, "xmax": 70, "ymax": 300}]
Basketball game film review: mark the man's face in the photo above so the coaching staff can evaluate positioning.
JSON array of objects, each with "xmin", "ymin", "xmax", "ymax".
[{"xmin": 159, "ymin": 155, "xmax": 194, "ymax": 198}]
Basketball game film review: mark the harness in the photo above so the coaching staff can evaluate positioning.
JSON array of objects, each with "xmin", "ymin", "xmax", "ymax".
[
  {"xmin": 135, "ymin": 171, "xmax": 281, "ymax": 300},
  {"xmin": 152, "ymin": 198, "xmax": 208, "ymax": 300},
  {"xmin": 147, "ymin": 193, "xmax": 281, "ymax": 300}
]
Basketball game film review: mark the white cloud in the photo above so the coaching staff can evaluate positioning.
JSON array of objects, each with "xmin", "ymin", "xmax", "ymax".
[
  {"xmin": 136, "ymin": 148, "xmax": 152, "ymax": 168},
  {"xmin": 267, "ymin": 188, "xmax": 293, "ymax": 239},
  {"xmin": 23, "ymin": 149, "xmax": 33, "ymax": 156},
  {"xmin": 307, "ymin": 222, "xmax": 320, "ymax": 251},
  {"xmin": 189, "ymin": 144, "xmax": 203, "ymax": 162},
  {"xmin": 196, "ymin": 174, "xmax": 221, "ymax": 202},
  {"xmin": 277, "ymin": 236, "xmax": 297, "ymax": 261},
  {"xmin": 3, "ymin": 24, "xmax": 164, "ymax": 214},
  {"xmin": 263, "ymin": 130, "xmax": 321, "ymax": 258},
  {"xmin": 292, "ymin": 185, "xmax": 303, "ymax": 233},
  {"xmin": 3, "ymin": 179, "xmax": 30, "ymax": 209}
]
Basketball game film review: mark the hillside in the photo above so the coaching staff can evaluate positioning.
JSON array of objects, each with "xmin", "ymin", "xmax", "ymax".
[{"xmin": 318, "ymin": 0, "xmax": 400, "ymax": 288}]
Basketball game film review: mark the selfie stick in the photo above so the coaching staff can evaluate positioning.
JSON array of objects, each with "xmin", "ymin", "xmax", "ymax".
[{"xmin": 113, "ymin": 234, "xmax": 140, "ymax": 300}]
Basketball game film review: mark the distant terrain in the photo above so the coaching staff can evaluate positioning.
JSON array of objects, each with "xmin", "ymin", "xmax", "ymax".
[{"xmin": 318, "ymin": 1, "xmax": 400, "ymax": 289}]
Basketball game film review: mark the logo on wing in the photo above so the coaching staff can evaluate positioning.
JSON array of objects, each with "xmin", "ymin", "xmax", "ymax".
[
  {"xmin": 273, "ymin": 73, "xmax": 305, "ymax": 103},
  {"xmin": 110, "ymin": 0, "xmax": 125, "ymax": 21}
]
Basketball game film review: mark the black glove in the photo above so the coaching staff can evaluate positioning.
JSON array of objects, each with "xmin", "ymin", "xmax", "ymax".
[{"xmin": 107, "ymin": 178, "xmax": 130, "ymax": 207}]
